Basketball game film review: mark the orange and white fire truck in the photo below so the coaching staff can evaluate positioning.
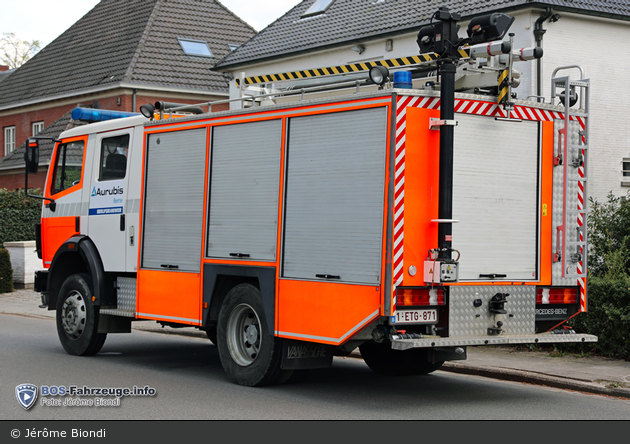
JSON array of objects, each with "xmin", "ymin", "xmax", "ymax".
[{"xmin": 25, "ymin": 26, "xmax": 596, "ymax": 386}]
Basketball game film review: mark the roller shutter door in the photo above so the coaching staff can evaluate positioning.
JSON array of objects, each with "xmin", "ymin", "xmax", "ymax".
[
  {"xmin": 207, "ymin": 119, "xmax": 282, "ymax": 261},
  {"xmin": 282, "ymin": 107, "xmax": 388, "ymax": 285},
  {"xmin": 142, "ymin": 128, "xmax": 207, "ymax": 272},
  {"xmin": 452, "ymin": 114, "xmax": 539, "ymax": 281}
]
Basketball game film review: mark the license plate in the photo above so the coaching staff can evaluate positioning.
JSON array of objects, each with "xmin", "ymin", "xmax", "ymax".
[{"xmin": 392, "ymin": 309, "xmax": 437, "ymax": 324}]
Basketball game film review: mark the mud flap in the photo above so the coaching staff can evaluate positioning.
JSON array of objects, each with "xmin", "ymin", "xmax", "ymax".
[{"xmin": 280, "ymin": 339, "xmax": 334, "ymax": 370}]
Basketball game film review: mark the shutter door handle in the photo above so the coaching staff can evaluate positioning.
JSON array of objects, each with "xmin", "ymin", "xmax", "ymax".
[
  {"xmin": 229, "ymin": 253, "xmax": 250, "ymax": 258},
  {"xmin": 316, "ymin": 274, "xmax": 340, "ymax": 280},
  {"xmin": 161, "ymin": 264, "xmax": 179, "ymax": 269},
  {"xmin": 479, "ymin": 273, "xmax": 507, "ymax": 279}
]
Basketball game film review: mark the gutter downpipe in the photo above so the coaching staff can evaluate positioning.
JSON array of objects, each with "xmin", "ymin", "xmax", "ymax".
[
  {"xmin": 132, "ymin": 88, "xmax": 138, "ymax": 113},
  {"xmin": 534, "ymin": 8, "xmax": 554, "ymax": 102}
]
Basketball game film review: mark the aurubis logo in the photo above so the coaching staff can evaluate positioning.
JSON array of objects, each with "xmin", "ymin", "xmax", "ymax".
[{"xmin": 91, "ymin": 186, "xmax": 124, "ymax": 197}]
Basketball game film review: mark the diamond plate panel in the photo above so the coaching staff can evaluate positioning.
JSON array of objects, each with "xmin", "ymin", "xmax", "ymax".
[
  {"xmin": 117, "ymin": 277, "xmax": 136, "ymax": 311},
  {"xmin": 552, "ymin": 119, "xmax": 583, "ymax": 285},
  {"xmin": 391, "ymin": 333, "xmax": 597, "ymax": 350},
  {"xmin": 101, "ymin": 277, "xmax": 136, "ymax": 317},
  {"xmin": 449, "ymin": 286, "xmax": 535, "ymax": 337}
]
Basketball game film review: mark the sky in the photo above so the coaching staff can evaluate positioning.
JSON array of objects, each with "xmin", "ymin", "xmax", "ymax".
[{"xmin": 0, "ymin": 0, "xmax": 303, "ymax": 47}]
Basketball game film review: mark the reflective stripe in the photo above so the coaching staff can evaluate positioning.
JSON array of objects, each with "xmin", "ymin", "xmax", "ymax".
[{"xmin": 276, "ymin": 309, "xmax": 379, "ymax": 344}]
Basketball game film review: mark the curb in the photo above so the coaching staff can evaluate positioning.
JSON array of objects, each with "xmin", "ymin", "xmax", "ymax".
[
  {"xmin": 347, "ymin": 352, "xmax": 630, "ymax": 399},
  {"xmin": 440, "ymin": 362, "xmax": 630, "ymax": 399}
]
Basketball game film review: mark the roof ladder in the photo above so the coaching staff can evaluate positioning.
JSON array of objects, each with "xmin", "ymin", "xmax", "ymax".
[{"xmin": 551, "ymin": 67, "xmax": 590, "ymax": 280}]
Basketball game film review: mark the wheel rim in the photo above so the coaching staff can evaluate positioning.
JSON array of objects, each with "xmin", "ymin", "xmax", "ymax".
[
  {"xmin": 61, "ymin": 290, "xmax": 87, "ymax": 340},
  {"xmin": 226, "ymin": 303, "xmax": 261, "ymax": 367}
]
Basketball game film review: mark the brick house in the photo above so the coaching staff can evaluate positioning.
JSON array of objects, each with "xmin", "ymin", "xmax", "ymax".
[
  {"xmin": 0, "ymin": 0, "xmax": 255, "ymax": 190},
  {"xmin": 214, "ymin": 0, "xmax": 630, "ymax": 202}
]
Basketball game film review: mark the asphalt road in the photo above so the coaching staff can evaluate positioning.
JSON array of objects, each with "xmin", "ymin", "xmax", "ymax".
[{"xmin": 2, "ymin": 313, "xmax": 630, "ymax": 421}]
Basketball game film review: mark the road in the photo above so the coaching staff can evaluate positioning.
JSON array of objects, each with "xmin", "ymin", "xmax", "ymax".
[{"xmin": 1, "ymin": 313, "xmax": 629, "ymax": 420}]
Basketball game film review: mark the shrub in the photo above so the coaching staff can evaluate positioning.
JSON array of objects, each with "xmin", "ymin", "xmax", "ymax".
[
  {"xmin": 0, "ymin": 189, "xmax": 42, "ymax": 245},
  {"xmin": 568, "ymin": 275, "xmax": 630, "ymax": 359},
  {"xmin": 0, "ymin": 248, "xmax": 13, "ymax": 293},
  {"xmin": 588, "ymin": 192, "xmax": 630, "ymax": 277},
  {"xmin": 558, "ymin": 192, "xmax": 630, "ymax": 359}
]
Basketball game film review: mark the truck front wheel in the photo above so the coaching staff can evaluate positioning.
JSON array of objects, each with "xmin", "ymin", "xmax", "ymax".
[
  {"xmin": 217, "ymin": 284, "xmax": 291, "ymax": 386},
  {"xmin": 359, "ymin": 341, "xmax": 443, "ymax": 376},
  {"xmin": 56, "ymin": 273, "xmax": 107, "ymax": 356}
]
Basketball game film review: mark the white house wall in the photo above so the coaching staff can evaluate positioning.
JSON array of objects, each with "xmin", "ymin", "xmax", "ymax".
[
  {"xmin": 225, "ymin": 9, "xmax": 627, "ymax": 202},
  {"xmin": 538, "ymin": 13, "xmax": 630, "ymax": 202}
]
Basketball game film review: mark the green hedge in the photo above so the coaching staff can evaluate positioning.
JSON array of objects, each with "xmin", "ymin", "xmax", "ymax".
[
  {"xmin": 566, "ymin": 276, "xmax": 630, "ymax": 359},
  {"xmin": 0, "ymin": 189, "xmax": 42, "ymax": 246},
  {"xmin": 557, "ymin": 193, "xmax": 630, "ymax": 360},
  {"xmin": 0, "ymin": 248, "xmax": 13, "ymax": 293}
]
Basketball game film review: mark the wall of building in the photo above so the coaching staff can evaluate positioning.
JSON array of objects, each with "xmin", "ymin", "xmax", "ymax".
[
  {"xmin": 224, "ymin": 9, "xmax": 627, "ymax": 203},
  {"xmin": 539, "ymin": 13, "xmax": 630, "ymax": 203},
  {"xmin": 0, "ymin": 89, "xmax": 228, "ymax": 190},
  {"xmin": 226, "ymin": 11, "xmax": 534, "ymax": 106}
]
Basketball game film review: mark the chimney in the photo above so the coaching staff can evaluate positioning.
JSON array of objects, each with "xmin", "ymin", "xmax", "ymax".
[{"xmin": 0, "ymin": 65, "xmax": 10, "ymax": 72}]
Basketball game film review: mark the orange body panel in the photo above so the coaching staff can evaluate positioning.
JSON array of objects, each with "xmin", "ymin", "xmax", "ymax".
[
  {"xmin": 136, "ymin": 270, "xmax": 202, "ymax": 325},
  {"xmin": 277, "ymin": 280, "xmax": 380, "ymax": 345},
  {"xmin": 41, "ymin": 216, "xmax": 79, "ymax": 266},
  {"xmin": 402, "ymin": 107, "xmax": 441, "ymax": 286},
  {"xmin": 539, "ymin": 120, "xmax": 554, "ymax": 285}
]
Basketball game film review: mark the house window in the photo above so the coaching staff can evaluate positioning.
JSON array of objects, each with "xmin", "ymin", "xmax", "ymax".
[
  {"xmin": 302, "ymin": 0, "xmax": 334, "ymax": 17},
  {"xmin": 177, "ymin": 38, "xmax": 213, "ymax": 57},
  {"xmin": 4, "ymin": 126, "xmax": 15, "ymax": 155},
  {"xmin": 227, "ymin": 43, "xmax": 239, "ymax": 52},
  {"xmin": 622, "ymin": 159, "xmax": 630, "ymax": 187},
  {"xmin": 32, "ymin": 121, "xmax": 44, "ymax": 136}
]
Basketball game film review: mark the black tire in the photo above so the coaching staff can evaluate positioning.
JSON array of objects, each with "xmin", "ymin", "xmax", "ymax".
[
  {"xmin": 205, "ymin": 325, "xmax": 217, "ymax": 345},
  {"xmin": 56, "ymin": 273, "xmax": 107, "ymax": 356},
  {"xmin": 359, "ymin": 341, "xmax": 444, "ymax": 376},
  {"xmin": 217, "ymin": 284, "xmax": 291, "ymax": 386}
]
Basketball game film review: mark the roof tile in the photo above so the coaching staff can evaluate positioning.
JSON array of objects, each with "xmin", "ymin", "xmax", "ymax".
[
  {"xmin": 0, "ymin": 0, "xmax": 256, "ymax": 109},
  {"xmin": 216, "ymin": 0, "xmax": 630, "ymax": 68}
]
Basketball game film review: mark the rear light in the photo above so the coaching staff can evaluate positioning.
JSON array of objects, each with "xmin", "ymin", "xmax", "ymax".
[
  {"xmin": 396, "ymin": 288, "xmax": 445, "ymax": 306},
  {"xmin": 536, "ymin": 287, "xmax": 578, "ymax": 304}
]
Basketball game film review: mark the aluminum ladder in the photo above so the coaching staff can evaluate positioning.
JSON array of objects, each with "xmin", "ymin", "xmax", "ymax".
[{"xmin": 551, "ymin": 66, "xmax": 590, "ymax": 280}]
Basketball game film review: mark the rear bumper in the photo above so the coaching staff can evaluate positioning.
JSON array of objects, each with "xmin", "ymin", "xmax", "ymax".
[{"xmin": 391, "ymin": 333, "xmax": 597, "ymax": 350}]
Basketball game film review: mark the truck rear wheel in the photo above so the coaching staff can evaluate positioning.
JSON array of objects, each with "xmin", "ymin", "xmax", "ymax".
[
  {"xmin": 359, "ymin": 341, "xmax": 444, "ymax": 376},
  {"xmin": 56, "ymin": 273, "xmax": 107, "ymax": 356},
  {"xmin": 217, "ymin": 284, "xmax": 291, "ymax": 386}
]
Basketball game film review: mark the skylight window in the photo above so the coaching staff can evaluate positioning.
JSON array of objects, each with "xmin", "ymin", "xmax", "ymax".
[
  {"xmin": 178, "ymin": 38, "xmax": 213, "ymax": 57},
  {"xmin": 302, "ymin": 0, "xmax": 335, "ymax": 18}
]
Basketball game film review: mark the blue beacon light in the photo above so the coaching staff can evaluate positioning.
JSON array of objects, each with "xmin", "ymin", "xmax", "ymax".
[{"xmin": 71, "ymin": 108, "xmax": 140, "ymax": 122}]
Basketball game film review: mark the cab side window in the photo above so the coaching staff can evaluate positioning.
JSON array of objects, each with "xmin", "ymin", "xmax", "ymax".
[
  {"xmin": 99, "ymin": 134, "xmax": 129, "ymax": 181},
  {"xmin": 52, "ymin": 141, "xmax": 85, "ymax": 195}
]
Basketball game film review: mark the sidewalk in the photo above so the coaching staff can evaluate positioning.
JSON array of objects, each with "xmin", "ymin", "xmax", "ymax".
[{"xmin": 3, "ymin": 288, "xmax": 630, "ymax": 398}]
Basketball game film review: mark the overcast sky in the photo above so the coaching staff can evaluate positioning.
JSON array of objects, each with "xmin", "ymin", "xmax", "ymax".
[{"xmin": 0, "ymin": 0, "xmax": 303, "ymax": 47}]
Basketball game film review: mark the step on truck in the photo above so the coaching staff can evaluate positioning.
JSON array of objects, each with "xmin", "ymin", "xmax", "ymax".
[{"xmin": 25, "ymin": 10, "xmax": 597, "ymax": 386}]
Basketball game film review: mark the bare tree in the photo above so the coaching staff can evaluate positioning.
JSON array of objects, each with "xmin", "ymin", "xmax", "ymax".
[{"xmin": 0, "ymin": 32, "xmax": 41, "ymax": 69}]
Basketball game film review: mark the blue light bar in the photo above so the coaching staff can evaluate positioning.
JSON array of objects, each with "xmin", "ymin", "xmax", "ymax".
[{"xmin": 71, "ymin": 108, "xmax": 141, "ymax": 122}]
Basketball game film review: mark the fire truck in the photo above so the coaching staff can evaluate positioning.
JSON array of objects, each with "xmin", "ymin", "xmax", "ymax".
[{"xmin": 24, "ymin": 11, "xmax": 596, "ymax": 386}]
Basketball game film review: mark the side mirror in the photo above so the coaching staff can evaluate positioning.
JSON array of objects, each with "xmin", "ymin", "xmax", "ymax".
[{"xmin": 25, "ymin": 138, "xmax": 40, "ymax": 174}]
